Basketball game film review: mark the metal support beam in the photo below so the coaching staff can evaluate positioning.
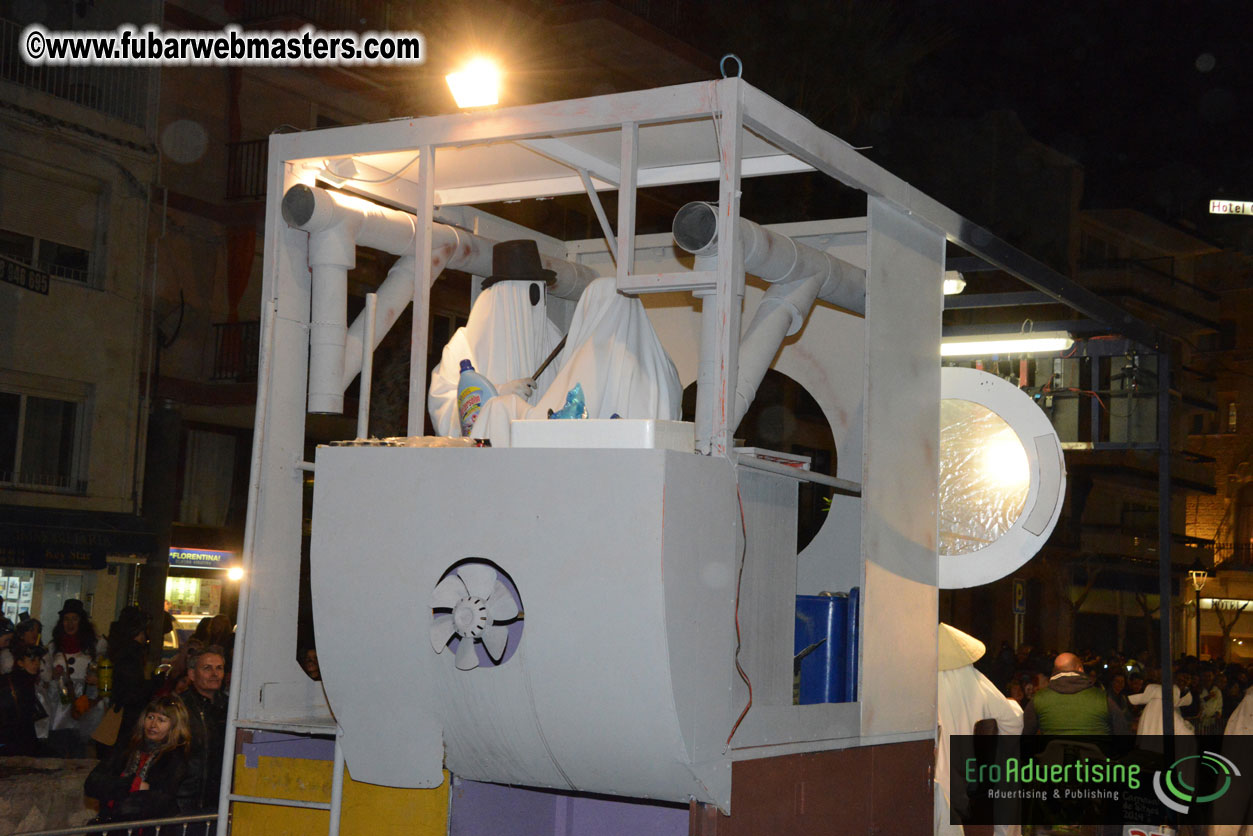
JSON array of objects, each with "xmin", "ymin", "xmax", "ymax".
[
  {"xmin": 708, "ymin": 80, "xmax": 745, "ymax": 457},
  {"xmin": 406, "ymin": 146, "xmax": 435, "ymax": 436},
  {"xmin": 1158, "ymin": 349, "xmax": 1174, "ymax": 742},
  {"xmin": 578, "ymin": 168, "xmax": 617, "ymax": 263},
  {"xmin": 615, "ymin": 122, "xmax": 638, "ymax": 287},
  {"xmin": 943, "ymin": 291, "xmax": 1055, "ymax": 310}
]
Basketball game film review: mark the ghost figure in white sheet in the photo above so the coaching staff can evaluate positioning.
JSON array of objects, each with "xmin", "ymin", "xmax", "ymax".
[
  {"xmin": 428, "ymin": 272, "xmax": 562, "ymax": 436},
  {"xmin": 469, "ymin": 277, "xmax": 683, "ymax": 446}
]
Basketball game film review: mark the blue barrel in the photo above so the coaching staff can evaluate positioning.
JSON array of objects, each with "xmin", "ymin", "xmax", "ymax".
[{"xmin": 793, "ymin": 589, "xmax": 859, "ymax": 704}]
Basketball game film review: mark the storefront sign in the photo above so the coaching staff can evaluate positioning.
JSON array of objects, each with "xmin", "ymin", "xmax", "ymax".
[
  {"xmin": 0, "ymin": 255, "xmax": 50, "ymax": 295},
  {"xmin": 0, "ymin": 506, "xmax": 156, "ymax": 570},
  {"xmin": 169, "ymin": 547, "xmax": 234, "ymax": 569}
]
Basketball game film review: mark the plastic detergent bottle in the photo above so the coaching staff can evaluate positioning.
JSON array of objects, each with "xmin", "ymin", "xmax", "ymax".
[{"xmin": 457, "ymin": 359, "xmax": 497, "ymax": 435}]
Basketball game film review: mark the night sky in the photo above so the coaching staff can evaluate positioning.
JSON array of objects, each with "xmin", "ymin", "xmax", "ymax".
[
  {"xmin": 695, "ymin": 0, "xmax": 1253, "ymax": 252},
  {"xmin": 924, "ymin": 1, "xmax": 1253, "ymax": 244}
]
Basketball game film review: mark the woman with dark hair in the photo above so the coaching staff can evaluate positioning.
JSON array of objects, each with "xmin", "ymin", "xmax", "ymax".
[
  {"xmin": 85, "ymin": 695, "xmax": 192, "ymax": 827},
  {"xmin": 41, "ymin": 599, "xmax": 106, "ymax": 757}
]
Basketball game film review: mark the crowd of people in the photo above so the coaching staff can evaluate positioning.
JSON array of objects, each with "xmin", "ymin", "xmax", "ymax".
[
  {"xmin": 979, "ymin": 640, "xmax": 1252, "ymax": 738},
  {"xmin": 937, "ymin": 626, "xmax": 1253, "ymax": 835},
  {"xmin": 0, "ymin": 598, "xmax": 230, "ymax": 829}
]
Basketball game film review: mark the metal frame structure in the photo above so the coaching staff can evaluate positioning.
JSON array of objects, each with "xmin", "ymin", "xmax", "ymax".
[{"xmin": 222, "ymin": 78, "xmax": 1177, "ymax": 831}]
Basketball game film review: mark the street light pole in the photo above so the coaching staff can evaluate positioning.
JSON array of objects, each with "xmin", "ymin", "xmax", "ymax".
[{"xmin": 1189, "ymin": 566, "xmax": 1210, "ymax": 658}]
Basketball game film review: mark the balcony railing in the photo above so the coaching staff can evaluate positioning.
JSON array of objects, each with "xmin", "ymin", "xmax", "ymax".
[
  {"xmin": 0, "ymin": 16, "xmax": 151, "ymax": 130},
  {"xmin": 1215, "ymin": 543, "xmax": 1253, "ymax": 570},
  {"xmin": 227, "ymin": 138, "xmax": 269, "ymax": 201},
  {"xmin": 0, "ymin": 470, "xmax": 88, "ymax": 494},
  {"xmin": 212, "ymin": 320, "xmax": 260, "ymax": 383}
]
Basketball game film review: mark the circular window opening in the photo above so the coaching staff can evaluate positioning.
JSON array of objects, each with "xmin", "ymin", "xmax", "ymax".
[
  {"xmin": 429, "ymin": 558, "xmax": 523, "ymax": 671},
  {"xmin": 682, "ymin": 369, "xmax": 837, "ymax": 551},
  {"xmin": 939, "ymin": 399, "xmax": 1031, "ymax": 556}
]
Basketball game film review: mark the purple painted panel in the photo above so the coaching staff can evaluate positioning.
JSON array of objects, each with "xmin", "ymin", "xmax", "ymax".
[
  {"xmin": 450, "ymin": 779, "xmax": 687, "ymax": 836},
  {"xmin": 242, "ymin": 731, "xmax": 337, "ymax": 768}
]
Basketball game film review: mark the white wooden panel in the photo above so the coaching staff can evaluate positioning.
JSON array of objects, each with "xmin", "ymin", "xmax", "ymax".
[
  {"xmin": 859, "ymin": 561, "xmax": 937, "ymax": 737},
  {"xmin": 858, "ymin": 197, "xmax": 943, "ymax": 739},
  {"xmin": 735, "ymin": 467, "xmax": 799, "ymax": 709},
  {"xmin": 232, "ymin": 155, "xmax": 329, "ymax": 725}
]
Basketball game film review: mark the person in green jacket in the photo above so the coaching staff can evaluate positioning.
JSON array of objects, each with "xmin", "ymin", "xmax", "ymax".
[{"xmin": 1022, "ymin": 652, "xmax": 1131, "ymax": 736}]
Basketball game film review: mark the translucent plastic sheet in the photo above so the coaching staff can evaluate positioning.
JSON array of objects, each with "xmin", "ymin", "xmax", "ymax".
[{"xmin": 938, "ymin": 398, "xmax": 1030, "ymax": 556}]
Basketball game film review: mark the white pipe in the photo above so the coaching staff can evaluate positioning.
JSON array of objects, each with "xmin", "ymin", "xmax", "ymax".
[
  {"xmin": 282, "ymin": 184, "xmax": 599, "ymax": 407},
  {"xmin": 357, "ymin": 292, "xmax": 377, "ymax": 439},
  {"xmin": 673, "ymin": 201, "xmax": 866, "ymax": 432},
  {"xmin": 309, "ymin": 263, "xmax": 349, "ymax": 413},
  {"xmin": 673, "ymin": 201, "xmax": 865, "ymax": 315},
  {"xmin": 734, "ymin": 276, "xmax": 824, "ymax": 428}
]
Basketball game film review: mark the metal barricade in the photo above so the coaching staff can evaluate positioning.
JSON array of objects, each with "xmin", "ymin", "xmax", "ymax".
[{"xmin": 7, "ymin": 812, "xmax": 218, "ymax": 836}]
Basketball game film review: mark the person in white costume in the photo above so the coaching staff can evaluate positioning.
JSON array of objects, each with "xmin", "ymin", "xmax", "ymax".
[
  {"xmin": 468, "ymin": 276, "xmax": 682, "ymax": 446},
  {"xmin": 1128, "ymin": 680, "xmax": 1194, "ymax": 738},
  {"xmin": 935, "ymin": 623, "xmax": 1023, "ymax": 836},
  {"xmin": 428, "ymin": 240, "xmax": 563, "ymax": 437}
]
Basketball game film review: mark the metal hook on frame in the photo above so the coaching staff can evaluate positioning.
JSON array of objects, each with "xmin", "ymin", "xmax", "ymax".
[{"xmin": 720, "ymin": 54, "xmax": 742, "ymax": 79}]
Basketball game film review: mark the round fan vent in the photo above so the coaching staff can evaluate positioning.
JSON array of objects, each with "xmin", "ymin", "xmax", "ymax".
[{"xmin": 429, "ymin": 560, "xmax": 523, "ymax": 670}]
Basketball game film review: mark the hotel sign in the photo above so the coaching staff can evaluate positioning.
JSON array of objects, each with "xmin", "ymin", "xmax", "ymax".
[
  {"xmin": 1210, "ymin": 199, "xmax": 1253, "ymax": 215},
  {"xmin": 168, "ymin": 547, "xmax": 234, "ymax": 569}
]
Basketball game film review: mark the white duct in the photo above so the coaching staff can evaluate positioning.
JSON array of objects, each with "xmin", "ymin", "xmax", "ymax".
[
  {"xmin": 281, "ymin": 184, "xmax": 599, "ymax": 413},
  {"xmin": 672, "ymin": 201, "xmax": 866, "ymax": 431}
]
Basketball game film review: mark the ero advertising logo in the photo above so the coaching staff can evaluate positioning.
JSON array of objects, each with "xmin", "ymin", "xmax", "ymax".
[{"xmin": 1152, "ymin": 750, "xmax": 1241, "ymax": 814}]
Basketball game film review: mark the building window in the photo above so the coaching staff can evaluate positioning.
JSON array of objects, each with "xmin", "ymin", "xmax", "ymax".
[
  {"xmin": 0, "ymin": 387, "xmax": 88, "ymax": 493},
  {"xmin": 1229, "ymin": 401, "xmax": 1239, "ymax": 434},
  {"xmin": 0, "ymin": 226, "xmax": 93, "ymax": 284},
  {"xmin": 0, "ymin": 160, "xmax": 102, "ymax": 287}
]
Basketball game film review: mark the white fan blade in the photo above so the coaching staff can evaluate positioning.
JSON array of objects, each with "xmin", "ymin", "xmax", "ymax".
[
  {"xmin": 486, "ymin": 582, "xmax": 519, "ymax": 622},
  {"xmin": 432, "ymin": 574, "xmax": 467, "ymax": 609},
  {"xmin": 458, "ymin": 563, "xmax": 498, "ymax": 599},
  {"xmin": 429, "ymin": 615, "xmax": 457, "ymax": 653},
  {"xmin": 455, "ymin": 638, "xmax": 480, "ymax": 671},
  {"xmin": 481, "ymin": 625, "xmax": 509, "ymax": 662}
]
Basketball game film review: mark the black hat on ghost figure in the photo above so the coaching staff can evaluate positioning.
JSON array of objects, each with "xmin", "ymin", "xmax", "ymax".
[{"xmin": 481, "ymin": 240, "xmax": 556, "ymax": 289}]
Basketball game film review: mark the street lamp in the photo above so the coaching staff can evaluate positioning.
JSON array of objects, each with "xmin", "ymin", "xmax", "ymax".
[
  {"xmin": 1189, "ymin": 562, "xmax": 1210, "ymax": 658},
  {"xmin": 445, "ymin": 57, "xmax": 502, "ymax": 109}
]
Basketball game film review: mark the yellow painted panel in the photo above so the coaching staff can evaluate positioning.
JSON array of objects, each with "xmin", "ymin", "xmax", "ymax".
[{"xmin": 231, "ymin": 755, "xmax": 448, "ymax": 836}]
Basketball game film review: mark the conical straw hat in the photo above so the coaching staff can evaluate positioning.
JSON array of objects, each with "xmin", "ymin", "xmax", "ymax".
[{"xmin": 938, "ymin": 623, "xmax": 985, "ymax": 671}]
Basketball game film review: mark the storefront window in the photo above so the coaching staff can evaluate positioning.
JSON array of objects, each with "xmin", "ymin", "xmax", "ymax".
[{"xmin": 1, "ymin": 569, "xmax": 35, "ymax": 621}]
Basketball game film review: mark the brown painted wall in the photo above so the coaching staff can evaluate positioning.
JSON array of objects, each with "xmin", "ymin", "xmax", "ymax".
[{"xmin": 690, "ymin": 741, "xmax": 932, "ymax": 835}]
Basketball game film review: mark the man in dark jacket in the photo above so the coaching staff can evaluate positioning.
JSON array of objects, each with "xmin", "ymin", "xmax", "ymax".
[
  {"xmin": 178, "ymin": 645, "xmax": 228, "ymax": 812},
  {"xmin": 1023, "ymin": 652, "xmax": 1131, "ymax": 736}
]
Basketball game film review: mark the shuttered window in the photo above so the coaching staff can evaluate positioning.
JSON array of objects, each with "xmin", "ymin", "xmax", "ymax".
[{"xmin": 0, "ymin": 165, "xmax": 101, "ymax": 285}]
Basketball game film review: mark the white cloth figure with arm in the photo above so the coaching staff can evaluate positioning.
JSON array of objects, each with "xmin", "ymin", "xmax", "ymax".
[
  {"xmin": 1127, "ymin": 683, "xmax": 1193, "ymax": 737},
  {"xmin": 935, "ymin": 623, "xmax": 1023, "ymax": 836},
  {"xmin": 471, "ymin": 277, "xmax": 682, "ymax": 446},
  {"xmin": 428, "ymin": 241, "xmax": 562, "ymax": 436}
]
